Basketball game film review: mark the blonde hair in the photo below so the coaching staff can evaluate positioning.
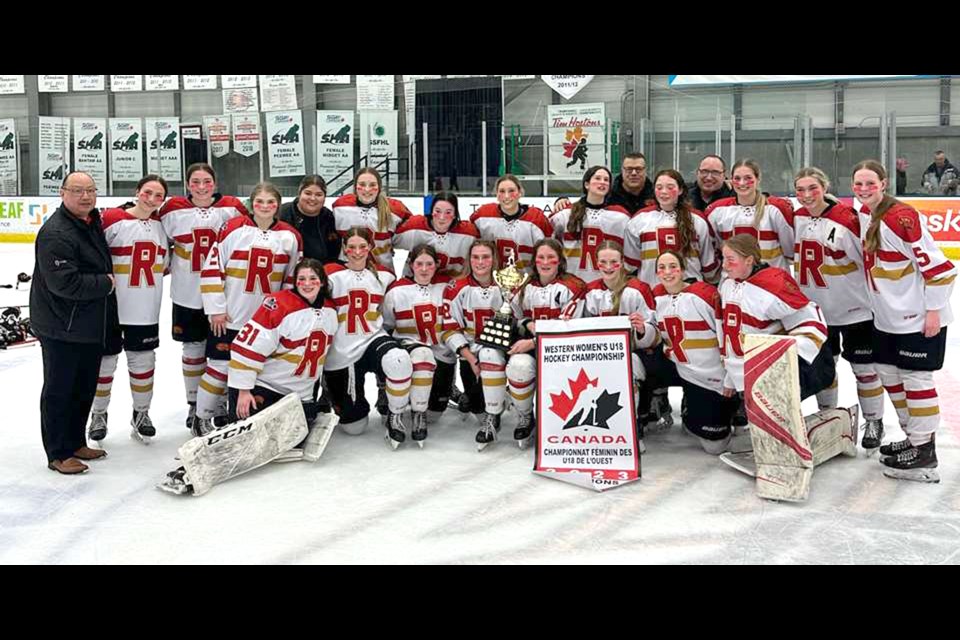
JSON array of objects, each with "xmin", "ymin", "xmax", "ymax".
[
  {"xmin": 722, "ymin": 234, "xmax": 762, "ymax": 267},
  {"xmin": 732, "ymin": 159, "xmax": 767, "ymax": 227},
  {"xmin": 794, "ymin": 167, "xmax": 840, "ymax": 205},
  {"xmin": 596, "ymin": 239, "xmax": 631, "ymax": 313},
  {"xmin": 853, "ymin": 159, "xmax": 904, "ymax": 254},
  {"xmin": 355, "ymin": 167, "xmax": 394, "ymax": 233}
]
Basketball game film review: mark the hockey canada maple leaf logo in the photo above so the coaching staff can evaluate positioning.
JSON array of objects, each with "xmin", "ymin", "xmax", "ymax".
[
  {"xmin": 549, "ymin": 369, "xmax": 597, "ymax": 420},
  {"xmin": 549, "ymin": 368, "xmax": 624, "ymax": 430}
]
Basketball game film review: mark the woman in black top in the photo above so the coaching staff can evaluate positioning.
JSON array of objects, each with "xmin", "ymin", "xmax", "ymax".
[{"xmin": 278, "ymin": 175, "xmax": 341, "ymax": 264}]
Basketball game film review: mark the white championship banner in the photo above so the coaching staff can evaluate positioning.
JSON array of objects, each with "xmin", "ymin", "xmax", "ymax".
[{"xmin": 534, "ymin": 316, "xmax": 640, "ymax": 492}]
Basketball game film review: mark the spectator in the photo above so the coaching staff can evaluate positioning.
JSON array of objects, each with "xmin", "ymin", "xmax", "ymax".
[{"xmin": 921, "ymin": 150, "xmax": 960, "ymax": 195}]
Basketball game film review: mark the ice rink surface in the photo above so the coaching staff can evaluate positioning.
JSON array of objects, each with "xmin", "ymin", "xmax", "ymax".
[{"xmin": 1, "ymin": 242, "xmax": 958, "ymax": 565}]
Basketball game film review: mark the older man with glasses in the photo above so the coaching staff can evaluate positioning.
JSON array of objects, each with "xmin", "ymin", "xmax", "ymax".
[
  {"xmin": 689, "ymin": 154, "xmax": 735, "ymax": 211},
  {"xmin": 31, "ymin": 171, "xmax": 119, "ymax": 474}
]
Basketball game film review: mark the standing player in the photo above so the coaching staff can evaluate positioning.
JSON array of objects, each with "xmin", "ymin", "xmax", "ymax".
[
  {"xmin": 470, "ymin": 174, "xmax": 553, "ymax": 271},
  {"xmin": 88, "ymin": 175, "xmax": 169, "ymax": 444},
  {"xmin": 393, "ymin": 192, "xmax": 480, "ymax": 278},
  {"xmin": 332, "ymin": 167, "xmax": 411, "ymax": 269}
]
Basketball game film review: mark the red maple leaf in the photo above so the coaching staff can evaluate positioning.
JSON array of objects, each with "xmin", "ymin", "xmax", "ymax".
[
  {"xmin": 549, "ymin": 369, "xmax": 598, "ymax": 420},
  {"xmin": 562, "ymin": 139, "xmax": 578, "ymax": 158}
]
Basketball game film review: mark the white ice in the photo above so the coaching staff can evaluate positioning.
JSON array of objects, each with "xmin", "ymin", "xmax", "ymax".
[{"xmin": 2, "ymin": 242, "xmax": 959, "ymax": 565}]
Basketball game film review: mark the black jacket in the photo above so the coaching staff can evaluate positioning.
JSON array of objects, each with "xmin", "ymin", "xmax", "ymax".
[
  {"xmin": 278, "ymin": 199, "xmax": 341, "ymax": 264},
  {"xmin": 607, "ymin": 174, "xmax": 655, "ymax": 214},
  {"xmin": 30, "ymin": 204, "xmax": 119, "ymax": 345},
  {"xmin": 689, "ymin": 182, "xmax": 735, "ymax": 212}
]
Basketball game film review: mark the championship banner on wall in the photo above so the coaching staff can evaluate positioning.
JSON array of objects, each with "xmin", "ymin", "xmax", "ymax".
[
  {"xmin": 534, "ymin": 316, "xmax": 640, "ymax": 492},
  {"xmin": 203, "ymin": 115, "xmax": 231, "ymax": 158},
  {"xmin": 110, "ymin": 75, "xmax": 142, "ymax": 92},
  {"xmin": 145, "ymin": 75, "xmax": 179, "ymax": 92},
  {"xmin": 183, "ymin": 75, "xmax": 217, "ymax": 90},
  {"xmin": 73, "ymin": 75, "xmax": 105, "ymax": 91},
  {"xmin": 547, "ymin": 103, "xmax": 606, "ymax": 177},
  {"xmin": 357, "ymin": 75, "xmax": 395, "ymax": 111},
  {"xmin": 316, "ymin": 111, "xmax": 354, "ymax": 194},
  {"xmin": 145, "ymin": 118, "xmax": 182, "ymax": 182},
  {"xmin": 0, "ymin": 76, "xmax": 24, "ymax": 95},
  {"xmin": 232, "ymin": 115, "xmax": 261, "ymax": 157},
  {"xmin": 39, "ymin": 76, "xmax": 68, "ymax": 93},
  {"xmin": 266, "ymin": 110, "xmax": 305, "ymax": 178},
  {"xmin": 259, "ymin": 75, "xmax": 298, "ymax": 112},
  {"xmin": 38, "ymin": 116, "xmax": 70, "ymax": 195},
  {"xmin": 0, "ymin": 119, "xmax": 18, "ymax": 195},
  {"xmin": 109, "ymin": 118, "xmax": 143, "ymax": 183},
  {"xmin": 542, "ymin": 75, "xmax": 593, "ymax": 100},
  {"xmin": 73, "ymin": 118, "xmax": 107, "ymax": 189},
  {"xmin": 359, "ymin": 110, "xmax": 398, "ymax": 189}
]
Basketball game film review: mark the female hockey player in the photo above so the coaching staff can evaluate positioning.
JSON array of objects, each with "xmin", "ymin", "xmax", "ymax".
[
  {"xmin": 381, "ymin": 244, "xmax": 455, "ymax": 446},
  {"xmin": 331, "ymin": 167, "xmax": 411, "ymax": 269},
  {"xmin": 501, "ymin": 238, "xmax": 585, "ymax": 447},
  {"xmin": 192, "ymin": 182, "xmax": 303, "ymax": 436},
  {"xmin": 549, "ymin": 165, "xmax": 632, "ymax": 282},
  {"xmin": 792, "ymin": 167, "xmax": 884, "ymax": 451},
  {"xmin": 718, "ymin": 234, "xmax": 835, "ymax": 401},
  {"xmin": 623, "ymin": 169, "xmax": 719, "ymax": 287},
  {"xmin": 88, "ymin": 174, "xmax": 170, "ymax": 445},
  {"xmin": 324, "ymin": 227, "xmax": 414, "ymax": 449},
  {"xmin": 706, "ymin": 159, "xmax": 795, "ymax": 271},
  {"xmin": 392, "ymin": 192, "xmax": 480, "ymax": 278},
  {"xmin": 440, "ymin": 240, "xmax": 508, "ymax": 449},
  {"xmin": 852, "ymin": 159, "xmax": 956, "ymax": 482},
  {"xmin": 652, "ymin": 249, "xmax": 739, "ymax": 454},
  {"xmin": 157, "ymin": 258, "xmax": 339, "ymax": 496},
  {"xmin": 160, "ymin": 163, "xmax": 248, "ymax": 431},
  {"xmin": 470, "ymin": 174, "xmax": 553, "ymax": 271},
  {"xmin": 576, "ymin": 240, "xmax": 659, "ymax": 452}
]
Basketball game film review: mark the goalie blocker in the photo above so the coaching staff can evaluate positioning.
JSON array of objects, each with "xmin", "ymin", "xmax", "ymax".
[{"xmin": 157, "ymin": 392, "xmax": 338, "ymax": 496}]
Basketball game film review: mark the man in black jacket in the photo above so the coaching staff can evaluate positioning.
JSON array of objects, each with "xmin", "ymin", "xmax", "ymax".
[
  {"xmin": 277, "ymin": 175, "xmax": 341, "ymax": 264},
  {"xmin": 689, "ymin": 154, "xmax": 735, "ymax": 212},
  {"xmin": 31, "ymin": 172, "xmax": 119, "ymax": 474},
  {"xmin": 554, "ymin": 152, "xmax": 655, "ymax": 214}
]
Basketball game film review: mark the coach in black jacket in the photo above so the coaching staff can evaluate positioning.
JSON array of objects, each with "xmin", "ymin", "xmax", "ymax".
[{"xmin": 31, "ymin": 172, "xmax": 119, "ymax": 474}]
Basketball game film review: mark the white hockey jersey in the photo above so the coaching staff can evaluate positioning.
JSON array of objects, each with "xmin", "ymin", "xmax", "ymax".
[
  {"xmin": 622, "ymin": 205, "xmax": 720, "ymax": 287},
  {"xmin": 653, "ymin": 282, "xmax": 727, "ymax": 395},
  {"xmin": 101, "ymin": 206, "xmax": 169, "ymax": 326},
  {"xmin": 706, "ymin": 196, "xmax": 796, "ymax": 270},
  {"xmin": 382, "ymin": 276, "xmax": 455, "ymax": 363},
  {"xmin": 793, "ymin": 202, "xmax": 872, "ymax": 326},
  {"xmin": 440, "ymin": 276, "xmax": 504, "ymax": 354},
  {"xmin": 324, "ymin": 263, "xmax": 397, "ymax": 370},
  {"xmin": 392, "ymin": 215, "xmax": 481, "ymax": 278},
  {"xmin": 160, "ymin": 195, "xmax": 248, "ymax": 309},
  {"xmin": 718, "ymin": 265, "xmax": 828, "ymax": 392},
  {"xmin": 579, "ymin": 278, "xmax": 658, "ymax": 349},
  {"xmin": 228, "ymin": 290, "xmax": 338, "ymax": 402},
  {"xmin": 470, "ymin": 203, "xmax": 554, "ymax": 270},
  {"xmin": 858, "ymin": 202, "xmax": 956, "ymax": 334},
  {"xmin": 200, "ymin": 216, "xmax": 303, "ymax": 330},
  {"xmin": 331, "ymin": 194, "xmax": 411, "ymax": 269},
  {"xmin": 513, "ymin": 274, "xmax": 586, "ymax": 324},
  {"xmin": 549, "ymin": 204, "xmax": 632, "ymax": 282}
]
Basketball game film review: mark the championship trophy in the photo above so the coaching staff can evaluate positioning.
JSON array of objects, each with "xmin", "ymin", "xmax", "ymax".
[{"xmin": 477, "ymin": 251, "xmax": 531, "ymax": 351}]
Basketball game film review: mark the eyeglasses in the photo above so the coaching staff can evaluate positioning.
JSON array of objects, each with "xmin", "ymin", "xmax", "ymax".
[
  {"xmin": 697, "ymin": 169, "xmax": 724, "ymax": 177},
  {"xmin": 63, "ymin": 187, "xmax": 97, "ymax": 196},
  {"xmin": 623, "ymin": 167, "xmax": 646, "ymax": 174}
]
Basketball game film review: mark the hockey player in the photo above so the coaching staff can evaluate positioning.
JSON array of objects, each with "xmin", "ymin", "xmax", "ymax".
[
  {"xmin": 324, "ymin": 227, "xmax": 414, "ymax": 449},
  {"xmin": 381, "ymin": 245, "xmax": 455, "ymax": 446},
  {"xmin": 470, "ymin": 174, "xmax": 554, "ymax": 271},
  {"xmin": 393, "ymin": 192, "xmax": 480, "ymax": 278},
  {"xmin": 706, "ymin": 159, "xmax": 795, "ymax": 271},
  {"xmin": 793, "ymin": 167, "xmax": 884, "ymax": 451},
  {"xmin": 193, "ymin": 182, "xmax": 303, "ymax": 436},
  {"xmin": 576, "ymin": 240, "xmax": 658, "ymax": 452},
  {"xmin": 160, "ymin": 163, "xmax": 248, "ymax": 430},
  {"xmin": 440, "ymin": 240, "xmax": 509, "ymax": 450},
  {"xmin": 652, "ymin": 250, "xmax": 739, "ymax": 454},
  {"xmin": 331, "ymin": 167, "xmax": 411, "ymax": 269},
  {"xmin": 549, "ymin": 166, "xmax": 633, "ymax": 282},
  {"xmin": 719, "ymin": 234, "xmax": 835, "ymax": 400},
  {"xmin": 852, "ymin": 159, "xmax": 956, "ymax": 483},
  {"xmin": 506, "ymin": 238, "xmax": 586, "ymax": 447},
  {"xmin": 158, "ymin": 259, "xmax": 339, "ymax": 496},
  {"xmin": 88, "ymin": 175, "xmax": 170, "ymax": 444},
  {"xmin": 623, "ymin": 169, "xmax": 719, "ymax": 287}
]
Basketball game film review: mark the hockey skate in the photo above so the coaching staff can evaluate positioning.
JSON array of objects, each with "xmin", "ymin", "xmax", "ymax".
[
  {"xmin": 635, "ymin": 417, "xmax": 646, "ymax": 455},
  {"xmin": 879, "ymin": 437, "xmax": 914, "ymax": 460},
  {"xmin": 649, "ymin": 393, "xmax": 674, "ymax": 433},
  {"xmin": 190, "ymin": 415, "xmax": 214, "ymax": 438},
  {"xmin": 87, "ymin": 411, "xmax": 108, "ymax": 444},
  {"xmin": 475, "ymin": 412, "xmax": 500, "ymax": 451},
  {"xmin": 448, "ymin": 383, "xmax": 467, "ymax": 413},
  {"xmin": 184, "ymin": 402, "xmax": 196, "ymax": 430},
  {"xmin": 156, "ymin": 467, "xmax": 194, "ymax": 495},
  {"xmin": 130, "ymin": 410, "xmax": 156, "ymax": 445},
  {"xmin": 376, "ymin": 385, "xmax": 389, "ymax": 424},
  {"xmin": 880, "ymin": 436, "xmax": 939, "ymax": 483},
  {"xmin": 411, "ymin": 411, "xmax": 428, "ymax": 448},
  {"xmin": 861, "ymin": 419, "xmax": 884, "ymax": 454},
  {"xmin": 514, "ymin": 412, "xmax": 535, "ymax": 449},
  {"xmin": 384, "ymin": 412, "xmax": 407, "ymax": 450},
  {"xmin": 732, "ymin": 394, "xmax": 748, "ymax": 427}
]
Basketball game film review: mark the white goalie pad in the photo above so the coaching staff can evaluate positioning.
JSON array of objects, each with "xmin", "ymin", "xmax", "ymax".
[
  {"xmin": 302, "ymin": 412, "xmax": 339, "ymax": 462},
  {"xmin": 177, "ymin": 393, "xmax": 308, "ymax": 497}
]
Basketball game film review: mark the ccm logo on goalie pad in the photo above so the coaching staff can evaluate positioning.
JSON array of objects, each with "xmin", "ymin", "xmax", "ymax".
[{"xmin": 206, "ymin": 423, "xmax": 252, "ymax": 445}]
